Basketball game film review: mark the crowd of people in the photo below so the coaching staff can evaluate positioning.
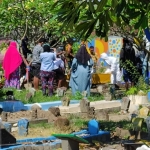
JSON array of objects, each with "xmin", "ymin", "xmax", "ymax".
[
  {"xmin": 1, "ymin": 38, "xmax": 98, "ymax": 96},
  {"xmin": 1, "ymin": 35, "xmax": 147, "ymax": 97}
]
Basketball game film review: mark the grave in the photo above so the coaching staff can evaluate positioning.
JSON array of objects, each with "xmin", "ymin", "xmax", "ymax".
[
  {"xmin": 139, "ymin": 107, "xmax": 149, "ymax": 118},
  {"xmin": 53, "ymin": 119, "xmax": 110, "ymax": 150},
  {"xmin": 121, "ymin": 97, "xmax": 130, "ymax": 112}
]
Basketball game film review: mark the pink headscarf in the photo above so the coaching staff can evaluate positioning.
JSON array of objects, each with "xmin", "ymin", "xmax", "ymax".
[{"xmin": 2, "ymin": 41, "xmax": 22, "ymax": 80}]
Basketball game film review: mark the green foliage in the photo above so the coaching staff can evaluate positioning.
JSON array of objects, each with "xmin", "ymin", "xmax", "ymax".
[
  {"xmin": 53, "ymin": 0, "xmax": 150, "ymax": 40},
  {"xmin": 69, "ymin": 115, "xmax": 88, "ymax": 128},
  {"xmin": 120, "ymin": 60, "xmax": 140, "ymax": 83},
  {"xmin": 97, "ymin": 67, "xmax": 106, "ymax": 74},
  {"xmin": 29, "ymin": 121, "xmax": 53, "ymax": 129},
  {"xmin": 72, "ymin": 42, "xmax": 79, "ymax": 54},
  {"xmin": 71, "ymin": 91, "xmax": 104, "ymax": 101},
  {"xmin": 0, "ymin": 88, "xmax": 104, "ymax": 103},
  {"xmin": 1, "ymin": 88, "xmax": 60, "ymax": 104},
  {"xmin": 100, "ymin": 120, "xmax": 147, "ymax": 132},
  {"xmin": 0, "ymin": 0, "xmax": 80, "ymax": 43},
  {"xmin": 72, "ymin": 91, "xmax": 83, "ymax": 100},
  {"xmin": 136, "ymin": 76, "xmax": 149, "ymax": 94},
  {"xmin": 126, "ymin": 76, "xmax": 150, "ymax": 96},
  {"xmin": 0, "ymin": 42, "xmax": 7, "ymax": 51},
  {"xmin": 126, "ymin": 87, "xmax": 138, "ymax": 95}
]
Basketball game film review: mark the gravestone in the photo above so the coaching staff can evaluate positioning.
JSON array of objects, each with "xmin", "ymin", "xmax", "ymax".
[
  {"xmin": 139, "ymin": 107, "xmax": 149, "ymax": 118},
  {"xmin": 24, "ymin": 83, "xmax": 32, "ymax": 90},
  {"xmin": 104, "ymin": 93, "xmax": 112, "ymax": 101},
  {"xmin": 121, "ymin": 97, "xmax": 130, "ymax": 112},
  {"xmin": 61, "ymin": 96, "xmax": 70, "ymax": 106},
  {"xmin": 97, "ymin": 85, "xmax": 103, "ymax": 93},
  {"xmin": 28, "ymin": 87, "xmax": 36, "ymax": 96},
  {"xmin": 1, "ymin": 112, "xmax": 7, "ymax": 121},
  {"xmin": 88, "ymin": 107, "xmax": 95, "ymax": 119},
  {"xmin": 31, "ymin": 103, "xmax": 42, "ymax": 110},
  {"xmin": 18, "ymin": 119, "xmax": 29, "ymax": 136},
  {"xmin": 57, "ymin": 88, "xmax": 65, "ymax": 97},
  {"xmin": 25, "ymin": 92, "xmax": 32, "ymax": 101},
  {"xmin": 54, "ymin": 117, "xmax": 70, "ymax": 128},
  {"xmin": 80, "ymin": 91, "xmax": 90, "ymax": 113},
  {"xmin": 80, "ymin": 98, "xmax": 90, "ymax": 113},
  {"xmin": 48, "ymin": 107, "xmax": 60, "ymax": 117}
]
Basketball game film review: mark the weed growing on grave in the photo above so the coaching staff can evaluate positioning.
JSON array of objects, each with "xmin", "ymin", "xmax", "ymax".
[
  {"xmin": 70, "ymin": 91, "xmax": 104, "ymax": 101},
  {"xmin": 69, "ymin": 115, "xmax": 88, "ymax": 129}
]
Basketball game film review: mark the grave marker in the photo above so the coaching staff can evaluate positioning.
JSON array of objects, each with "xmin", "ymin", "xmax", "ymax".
[
  {"xmin": 121, "ymin": 97, "xmax": 130, "ymax": 112},
  {"xmin": 139, "ymin": 107, "xmax": 149, "ymax": 118}
]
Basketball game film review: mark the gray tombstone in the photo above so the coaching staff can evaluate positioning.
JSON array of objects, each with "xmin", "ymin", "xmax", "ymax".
[
  {"xmin": 57, "ymin": 88, "xmax": 65, "ymax": 97},
  {"xmin": 28, "ymin": 87, "xmax": 36, "ymax": 96},
  {"xmin": 80, "ymin": 98, "xmax": 90, "ymax": 113},
  {"xmin": 61, "ymin": 96, "xmax": 70, "ymax": 106},
  {"xmin": 121, "ymin": 97, "xmax": 130, "ymax": 111}
]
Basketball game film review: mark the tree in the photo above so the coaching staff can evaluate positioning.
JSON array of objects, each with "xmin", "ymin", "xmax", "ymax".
[
  {"xmin": 53, "ymin": 0, "xmax": 150, "ymax": 40},
  {"xmin": 0, "ymin": 0, "xmax": 80, "ymax": 44}
]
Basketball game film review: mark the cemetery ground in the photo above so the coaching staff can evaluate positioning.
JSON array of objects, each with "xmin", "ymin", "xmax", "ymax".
[
  {"xmin": 1, "ymin": 86, "xmax": 150, "ymax": 149},
  {"xmin": 8, "ymin": 115, "xmax": 143, "ymax": 140}
]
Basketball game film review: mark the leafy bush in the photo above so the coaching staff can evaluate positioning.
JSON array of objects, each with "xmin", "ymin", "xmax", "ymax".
[
  {"xmin": 126, "ymin": 76, "xmax": 150, "ymax": 96},
  {"xmin": 126, "ymin": 87, "xmax": 138, "ymax": 95}
]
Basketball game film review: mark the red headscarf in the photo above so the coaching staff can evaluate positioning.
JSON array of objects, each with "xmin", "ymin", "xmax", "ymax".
[{"xmin": 3, "ymin": 41, "xmax": 22, "ymax": 80}]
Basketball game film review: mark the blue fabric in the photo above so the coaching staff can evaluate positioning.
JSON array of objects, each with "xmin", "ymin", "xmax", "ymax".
[
  {"xmin": 123, "ymin": 69, "xmax": 133, "ymax": 82},
  {"xmin": 148, "ymin": 92, "xmax": 150, "ymax": 102},
  {"xmin": 88, "ymin": 119, "xmax": 99, "ymax": 135},
  {"xmin": 144, "ymin": 28, "xmax": 150, "ymax": 41},
  {"xmin": 40, "ymin": 52, "xmax": 56, "ymax": 71},
  {"xmin": 69, "ymin": 58, "xmax": 93, "ymax": 96},
  {"xmin": 2, "ymin": 101, "xmax": 24, "ymax": 112}
]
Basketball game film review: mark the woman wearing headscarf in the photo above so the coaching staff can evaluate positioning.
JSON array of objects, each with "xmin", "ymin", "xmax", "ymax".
[
  {"xmin": 100, "ymin": 53, "xmax": 122, "ymax": 85},
  {"xmin": 3, "ymin": 41, "xmax": 22, "ymax": 89},
  {"xmin": 69, "ymin": 44, "xmax": 93, "ymax": 96}
]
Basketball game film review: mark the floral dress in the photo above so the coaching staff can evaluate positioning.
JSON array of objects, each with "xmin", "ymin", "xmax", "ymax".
[{"xmin": 5, "ymin": 68, "xmax": 20, "ymax": 89}]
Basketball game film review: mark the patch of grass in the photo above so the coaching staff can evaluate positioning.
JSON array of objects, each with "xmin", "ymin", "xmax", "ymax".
[
  {"xmin": 70, "ymin": 91, "xmax": 104, "ymax": 102},
  {"xmin": 1, "ymin": 88, "xmax": 104, "ymax": 104},
  {"xmin": 88, "ymin": 94, "xmax": 104, "ymax": 102},
  {"xmin": 100, "ymin": 120, "xmax": 147, "ymax": 132},
  {"xmin": 29, "ymin": 121, "xmax": 53, "ymax": 129},
  {"xmin": 68, "ymin": 115, "xmax": 88, "ymax": 129},
  {"xmin": 13, "ymin": 117, "xmax": 148, "ymax": 139},
  {"xmin": 1, "ymin": 88, "xmax": 60, "ymax": 104}
]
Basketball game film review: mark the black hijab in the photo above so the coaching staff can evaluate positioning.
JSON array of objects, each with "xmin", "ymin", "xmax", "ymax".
[
  {"xmin": 75, "ymin": 44, "xmax": 91, "ymax": 65},
  {"xmin": 43, "ymin": 45, "xmax": 50, "ymax": 52}
]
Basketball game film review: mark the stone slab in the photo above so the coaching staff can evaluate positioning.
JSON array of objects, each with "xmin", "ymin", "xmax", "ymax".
[
  {"xmin": 108, "ymin": 114, "xmax": 129, "ymax": 121},
  {"xmin": 3, "ymin": 118, "xmax": 48, "ymax": 125},
  {"xmin": 59, "ymin": 100, "xmax": 121, "ymax": 113}
]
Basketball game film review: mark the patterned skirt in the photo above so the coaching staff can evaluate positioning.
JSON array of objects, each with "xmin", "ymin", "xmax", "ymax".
[{"xmin": 5, "ymin": 68, "xmax": 20, "ymax": 89}]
